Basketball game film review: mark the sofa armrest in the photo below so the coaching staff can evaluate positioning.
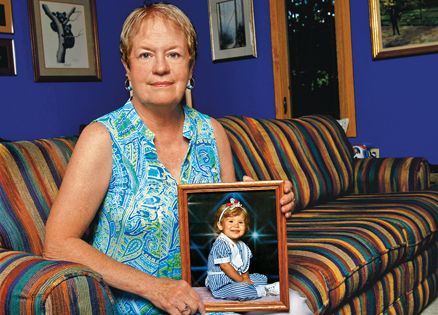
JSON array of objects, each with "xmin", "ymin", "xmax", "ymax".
[
  {"xmin": 353, "ymin": 157, "xmax": 430, "ymax": 194},
  {"xmin": 0, "ymin": 249, "xmax": 114, "ymax": 314}
]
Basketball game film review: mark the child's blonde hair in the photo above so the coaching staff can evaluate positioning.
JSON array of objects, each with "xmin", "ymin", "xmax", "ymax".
[{"xmin": 213, "ymin": 198, "xmax": 250, "ymax": 234}]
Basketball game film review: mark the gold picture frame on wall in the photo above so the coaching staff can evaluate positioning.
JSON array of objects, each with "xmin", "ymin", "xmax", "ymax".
[
  {"xmin": 178, "ymin": 181, "xmax": 289, "ymax": 313},
  {"xmin": 369, "ymin": 0, "xmax": 438, "ymax": 59},
  {"xmin": 0, "ymin": 0, "xmax": 13, "ymax": 33},
  {"xmin": 28, "ymin": 0, "xmax": 101, "ymax": 81},
  {"xmin": 208, "ymin": 0, "xmax": 257, "ymax": 61}
]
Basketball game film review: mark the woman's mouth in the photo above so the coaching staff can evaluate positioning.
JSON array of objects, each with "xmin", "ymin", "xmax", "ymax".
[{"xmin": 151, "ymin": 81, "xmax": 172, "ymax": 87}]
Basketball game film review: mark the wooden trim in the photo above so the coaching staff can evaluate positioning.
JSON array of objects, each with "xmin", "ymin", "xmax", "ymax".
[
  {"xmin": 269, "ymin": 0, "xmax": 357, "ymax": 137},
  {"xmin": 269, "ymin": 0, "xmax": 291, "ymax": 119},
  {"xmin": 335, "ymin": 0, "xmax": 357, "ymax": 137}
]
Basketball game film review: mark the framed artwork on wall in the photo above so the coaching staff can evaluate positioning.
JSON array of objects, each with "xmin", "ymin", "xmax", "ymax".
[
  {"xmin": 178, "ymin": 181, "xmax": 289, "ymax": 313},
  {"xmin": 369, "ymin": 0, "xmax": 438, "ymax": 59},
  {"xmin": 28, "ymin": 0, "xmax": 101, "ymax": 81},
  {"xmin": 0, "ymin": 39, "xmax": 16, "ymax": 75},
  {"xmin": 208, "ymin": 0, "xmax": 257, "ymax": 61},
  {"xmin": 0, "ymin": 0, "xmax": 13, "ymax": 33}
]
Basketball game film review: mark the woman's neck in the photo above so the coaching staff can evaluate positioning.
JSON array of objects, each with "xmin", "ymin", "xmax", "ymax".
[{"xmin": 132, "ymin": 100, "xmax": 184, "ymax": 135}]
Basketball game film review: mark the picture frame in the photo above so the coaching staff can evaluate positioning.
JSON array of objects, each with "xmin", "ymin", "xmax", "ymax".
[
  {"xmin": 0, "ymin": 39, "xmax": 16, "ymax": 76},
  {"xmin": 208, "ymin": 0, "xmax": 257, "ymax": 61},
  {"xmin": 369, "ymin": 0, "xmax": 438, "ymax": 59},
  {"xmin": 0, "ymin": 0, "xmax": 13, "ymax": 33},
  {"xmin": 28, "ymin": 0, "xmax": 101, "ymax": 81},
  {"xmin": 178, "ymin": 181, "xmax": 289, "ymax": 313}
]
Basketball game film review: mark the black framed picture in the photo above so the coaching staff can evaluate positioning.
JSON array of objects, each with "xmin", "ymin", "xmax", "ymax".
[
  {"xmin": 178, "ymin": 181, "xmax": 289, "ymax": 313},
  {"xmin": 0, "ymin": 39, "xmax": 16, "ymax": 76}
]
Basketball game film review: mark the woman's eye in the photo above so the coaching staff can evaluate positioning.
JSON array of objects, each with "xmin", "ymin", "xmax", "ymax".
[
  {"xmin": 139, "ymin": 52, "xmax": 151, "ymax": 59},
  {"xmin": 168, "ymin": 52, "xmax": 181, "ymax": 59}
]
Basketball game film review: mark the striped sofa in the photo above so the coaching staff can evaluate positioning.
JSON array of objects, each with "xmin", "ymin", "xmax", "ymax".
[
  {"xmin": 0, "ymin": 115, "xmax": 437, "ymax": 314},
  {"xmin": 218, "ymin": 115, "xmax": 438, "ymax": 314}
]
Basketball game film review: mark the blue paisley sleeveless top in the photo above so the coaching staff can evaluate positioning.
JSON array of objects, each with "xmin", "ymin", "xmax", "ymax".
[{"xmin": 91, "ymin": 101, "xmax": 221, "ymax": 314}]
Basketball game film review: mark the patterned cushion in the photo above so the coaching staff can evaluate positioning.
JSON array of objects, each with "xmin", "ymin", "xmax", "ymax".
[
  {"xmin": 287, "ymin": 192, "xmax": 438, "ymax": 313},
  {"xmin": 354, "ymin": 157, "xmax": 430, "ymax": 193},
  {"xmin": 219, "ymin": 115, "xmax": 354, "ymax": 210},
  {"xmin": 0, "ymin": 249, "xmax": 114, "ymax": 314},
  {"xmin": 0, "ymin": 138, "xmax": 77, "ymax": 254},
  {"xmin": 337, "ymin": 241, "xmax": 437, "ymax": 314}
]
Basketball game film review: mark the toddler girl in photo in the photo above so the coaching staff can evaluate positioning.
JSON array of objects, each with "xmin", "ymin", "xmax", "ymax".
[{"xmin": 205, "ymin": 198, "xmax": 280, "ymax": 300}]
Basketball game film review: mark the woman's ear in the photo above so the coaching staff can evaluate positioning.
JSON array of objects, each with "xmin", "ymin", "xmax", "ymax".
[{"xmin": 122, "ymin": 60, "xmax": 130, "ymax": 77}]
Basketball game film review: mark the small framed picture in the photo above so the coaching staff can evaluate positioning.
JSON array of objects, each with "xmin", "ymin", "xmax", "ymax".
[
  {"xmin": 28, "ymin": 0, "xmax": 101, "ymax": 81},
  {"xmin": 0, "ymin": 39, "xmax": 16, "ymax": 76},
  {"xmin": 0, "ymin": 0, "xmax": 13, "ymax": 33},
  {"xmin": 369, "ymin": 0, "xmax": 438, "ymax": 59},
  {"xmin": 178, "ymin": 181, "xmax": 289, "ymax": 313},
  {"xmin": 208, "ymin": 0, "xmax": 257, "ymax": 61}
]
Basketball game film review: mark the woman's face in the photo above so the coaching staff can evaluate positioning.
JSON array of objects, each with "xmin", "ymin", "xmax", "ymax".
[
  {"xmin": 124, "ymin": 16, "xmax": 192, "ymax": 109},
  {"xmin": 218, "ymin": 213, "xmax": 247, "ymax": 241}
]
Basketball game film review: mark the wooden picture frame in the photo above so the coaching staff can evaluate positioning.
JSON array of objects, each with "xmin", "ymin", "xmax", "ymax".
[
  {"xmin": 208, "ymin": 0, "xmax": 257, "ymax": 61},
  {"xmin": 369, "ymin": 0, "xmax": 438, "ymax": 59},
  {"xmin": 0, "ymin": 0, "xmax": 13, "ymax": 33},
  {"xmin": 0, "ymin": 39, "xmax": 16, "ymax": 75},
  {"xmin": 178, "ymin": 181, "xmax": 289, "ymax": 313},
  {"xmin": 28, "ymin": 0, "xmax": 101, "ymax": 81}
]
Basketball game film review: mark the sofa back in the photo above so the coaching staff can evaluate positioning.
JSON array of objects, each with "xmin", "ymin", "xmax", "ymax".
[
  {"xmin": 218, "ymin": 115, "xmax": 354, "ymax": 210},
  {"xmin": 0, "ymin": 137, "xmax": 77, "ymax": 255}
]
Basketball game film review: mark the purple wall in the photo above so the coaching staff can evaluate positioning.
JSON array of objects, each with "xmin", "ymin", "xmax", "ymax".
[
  {"xmin": 0, "ymin": 1, "xmax": 140, "ymax": 140},
  {"xmin": 1, "ymin": 1, "xmax": 437, "ymax": 164}
]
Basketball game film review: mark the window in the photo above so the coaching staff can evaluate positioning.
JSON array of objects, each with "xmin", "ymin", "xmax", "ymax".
[{"xmin": 269, "ymin": 0, "xmax": 356, "ymax": 137}]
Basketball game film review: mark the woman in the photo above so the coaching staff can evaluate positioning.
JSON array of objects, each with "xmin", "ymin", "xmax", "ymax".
[{"xmin": 43, "ymin": 3, "xmax": 294, "ymax": 315}]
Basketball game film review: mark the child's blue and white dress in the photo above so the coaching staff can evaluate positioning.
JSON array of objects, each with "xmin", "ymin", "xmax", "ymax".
[{"xmin": 205, "ymin": 233, "xmax": 268, "ymax": 300}]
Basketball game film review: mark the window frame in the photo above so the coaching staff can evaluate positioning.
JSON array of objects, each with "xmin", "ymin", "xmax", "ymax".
[{"xmin": 269, "ymin": 0, "xmax": 356, "ymax": 137}]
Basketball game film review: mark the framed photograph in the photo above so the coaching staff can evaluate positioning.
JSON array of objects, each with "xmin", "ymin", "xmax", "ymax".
[
  {"xmin": 0, "ymin": 39, "xmax": 16, "ymax": 75},
  {"xmin": 178, "ymin": 181, "xmax": 289, "ymax": 313},
  {"xmin": 0, "ymin": 0, "xmax": 13, "ymax": 33},
  {"xmin": 28, "ymin": 0, "xmax": 101, "ymax": 81},
  {"xmin": 208, "ymin": 0, "xmax": 257, "ymax": 61},
  {"xmin": 369, "ymin": 0, "xmax": 438, "ymax": 59}
]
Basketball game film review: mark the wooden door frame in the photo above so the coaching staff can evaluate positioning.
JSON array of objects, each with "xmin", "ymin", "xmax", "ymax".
[{"xmin": 269, "ymin": 0, "xmax": 357, "ymax": 137}]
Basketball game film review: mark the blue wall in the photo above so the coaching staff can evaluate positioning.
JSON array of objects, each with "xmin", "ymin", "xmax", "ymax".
[{"xmin": 1, "ymin": 1, "xmax": 437, "ymax": 164}]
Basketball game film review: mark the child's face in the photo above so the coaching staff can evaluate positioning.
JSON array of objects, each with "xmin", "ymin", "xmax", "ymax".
[{"xmin": 217, "ymin": 213, "xmax": 247, "ymax": 241}]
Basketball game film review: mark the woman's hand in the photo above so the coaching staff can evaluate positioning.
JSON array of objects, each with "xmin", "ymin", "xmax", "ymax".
[
  {"xmin": 148, "ymin": 278, "xmax": 205, "ymax": 315},
  {"xmin": 243, "ymin": 176, "xmax": 295, "ymax": 218}
]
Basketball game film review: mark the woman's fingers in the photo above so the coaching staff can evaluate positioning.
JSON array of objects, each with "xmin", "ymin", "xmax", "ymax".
[{"xmin": 151, "ymin": 279, "xmax": 204, "ymax": 314}]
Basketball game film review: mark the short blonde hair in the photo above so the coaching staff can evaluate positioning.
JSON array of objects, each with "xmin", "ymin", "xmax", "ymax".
[
  {"xmin": 213, "ymin": 204, "xmax": 250, "ymax": 234},
  {"xmin": 120, "ymin": 3, "xmax": 197, "ymax": 68}
]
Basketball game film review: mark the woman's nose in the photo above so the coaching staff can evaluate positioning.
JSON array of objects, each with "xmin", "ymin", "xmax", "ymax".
[{"xmin": 152, "ymin": 55, "xmax": 170, "ymax": 74}]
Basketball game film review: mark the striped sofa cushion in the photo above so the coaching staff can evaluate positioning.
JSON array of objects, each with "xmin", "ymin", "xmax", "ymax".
[
  {"xmin": 0, "ymin": 249, "xmax": 114, "ymax": 314},
  {"xmin": 287, "ymin": 191, "xmax": 438, "ymax": 313},
  {"xmin": 219, "ymin": 115, "xmax": 354, "ymax": 210},
  {"xmin": 353, "ymin": 157, "xmax": 430, "ymax": 193},
  {"xmin": 0, "ymin": 137, "xmax": 77, "ymax": 254}
]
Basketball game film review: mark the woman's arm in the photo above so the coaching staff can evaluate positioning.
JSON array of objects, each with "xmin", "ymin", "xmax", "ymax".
[
  {"xmin": 211, "ymin": 118, "xmax": 236, "ymax": 182},
  {"xmin": 44, "ymin": 123, "xmax": 203, "ymax": 315}
]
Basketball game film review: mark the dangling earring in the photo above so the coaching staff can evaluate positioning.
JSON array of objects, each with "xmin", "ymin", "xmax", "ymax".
[
  {"xmin": 125, "ymin": 78, "xmax": 133, "ymax": 92},
  {"xmin": 186, "ymin": 78, "xmax": 195, "ymax": 90}
]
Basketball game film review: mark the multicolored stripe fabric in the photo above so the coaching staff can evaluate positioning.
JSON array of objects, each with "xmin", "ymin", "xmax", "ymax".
[
  {"xmin": 353, "ymin": 157, "xmax": 430, "ymax": 193},
  {"xmin": 0, "ymin": 249, "xmax": 114, "ymax": 314},
  {"xmin": 335, "ymin": 240, "xmax": 437, "ymax": 314},
  {"xmin": 287, "ymin": 192, "xmax": 438, "ymax": 314},
  {"xmin": 0, "ymin": 138, "xmax": 77, "ymax": 254},
  {"xmin": 218, "ymin": 115, "xmax": 438, "ymax": 314},
  {"xmin": 0, "ymin": 138, "xmax": 115, "ymax": 314},
  {"xmin": 218, "ymin": 115, "xmax": 354, "ymax": 210}
]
